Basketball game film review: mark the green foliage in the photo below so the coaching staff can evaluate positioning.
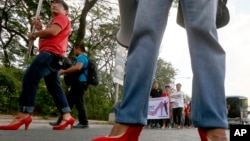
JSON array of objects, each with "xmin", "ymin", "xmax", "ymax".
[
  {"xmin": 154, "ymin": 58, "xmax": 177, "ymax": 90},
  {"xmin": 0, "ymin": 0, "xmax": 53, "ymax": 67},
  {"xmin": 0, "ymin": 67, "xmax": 23, "ymax": 113},
  {"xmin": 85, "ymin": 85, "xmax": 113, "ymax": 120},
  {"xmin": 84, "ymin": 71, "xmax": 114, "ymax": 120},
  {"xmin": 34, "ymin": 79, "xmax": 58, "ymax": 117}
]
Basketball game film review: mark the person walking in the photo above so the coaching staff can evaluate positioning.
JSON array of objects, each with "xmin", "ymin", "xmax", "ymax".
[
  {"xmin": 49, "ymin": 43, "xmax": 89, "ymax": 129},
  {"xmin": 92, "ymin": 0, "xmax": 228, "ymax": 140},
  {"xmin": 160, "ymin": 85, "xmax": 172, "ymax": 129},
  {"xmin": 184, "ymin": 100, "xmax": 191, "ymax": 128},
  {"xmin": 148, "ymin": 81, "xmax": 162, "ymax": 128},
  {"xmin": 171, "ymin": 83, "xmax": 186, "ymax": 129},
  {"xmin": 0, "ymin": 0, "xmax": 74, "ymax": 130}
]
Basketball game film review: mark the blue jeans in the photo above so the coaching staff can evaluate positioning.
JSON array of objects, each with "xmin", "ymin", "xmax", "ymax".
[
  {"xmin": 18, "ymin": 51, "xmax": 71, "ymax": 114},
  {"xmin": 115, "ymin": 0, "xmax": 228, "ymax": 129}
]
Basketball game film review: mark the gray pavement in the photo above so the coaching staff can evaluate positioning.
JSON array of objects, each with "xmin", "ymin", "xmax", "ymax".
[{"xmin": 0, "ymin": 114, "xmax": 230, "ymax": 141}]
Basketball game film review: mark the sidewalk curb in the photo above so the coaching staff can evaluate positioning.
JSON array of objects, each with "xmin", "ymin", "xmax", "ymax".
[{"xmin": 0, "ymin": 114, "xmax": 111, "ymax": 125}]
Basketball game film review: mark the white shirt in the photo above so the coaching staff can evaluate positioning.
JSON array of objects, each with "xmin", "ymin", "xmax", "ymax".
[{"xmin": 170, "ymin": 90, "xmax": 186, "ymax": 108}]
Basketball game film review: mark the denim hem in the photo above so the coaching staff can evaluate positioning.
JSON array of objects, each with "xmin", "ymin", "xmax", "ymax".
[
  {"xmin": 61, "ymin": 107, "xmax": 71, "ymax": 113},
  {"xmin": 18, "ymin": 106, "xmax": 34, "ymax": 113}
]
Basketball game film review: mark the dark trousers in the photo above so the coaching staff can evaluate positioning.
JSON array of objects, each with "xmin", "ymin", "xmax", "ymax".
[
  {"xmin": 67, "ymin": 81, "xmax": 88, "ymax": 125},
  {"xmin": 57, "ymin": 81, "xmax": 88, "ymax": 125},
  {"xmin": 184, "ymin": 117, "xmax": 191, "ymax": 127},
  {"xmin": 172, "ymin": 107, "xmax": 183, "ymax": 126}
]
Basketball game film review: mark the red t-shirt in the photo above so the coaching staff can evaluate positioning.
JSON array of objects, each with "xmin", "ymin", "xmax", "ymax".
[
  {"xmin": 39, "ymin": 14, "xmax": 71, "ymax": 56},
  {"xmin": 161, "ymin": 92, "xmax": 169, "ymax": 97}
]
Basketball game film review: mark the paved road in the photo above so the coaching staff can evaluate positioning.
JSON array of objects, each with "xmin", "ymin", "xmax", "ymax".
[{"xmin": 0, "ymin": 115, "xmax": 230, "ymax": 141}]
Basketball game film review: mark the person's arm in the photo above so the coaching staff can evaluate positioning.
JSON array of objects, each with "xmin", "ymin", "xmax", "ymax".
[
  {"xmin": 59, "ymin": 62, "xmax": 83, "ymax": 75},
  {"xmin": 36, "ymin": 23, "xmax": 62, "ymax": 37},
  {"xmin": 28, "ymin": 23, "xmax": 62, "ymax": 40}
]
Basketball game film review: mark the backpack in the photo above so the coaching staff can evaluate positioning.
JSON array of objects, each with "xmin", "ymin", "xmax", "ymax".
[
  {"xmin": 176, "ymin": 0, "xmax": 230, "ymax": 29},
  {"xmin": 63, "ymin": 56, "xmax": 99, "ymax": 86},
  {"xmin": 83, "ymin": 57, "xmax": 99, "ymax": 86}
]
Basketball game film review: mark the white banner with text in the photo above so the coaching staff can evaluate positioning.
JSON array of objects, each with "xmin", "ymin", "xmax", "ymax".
[{"xmin": 147, "ymin": 97, "xmax": 170, "ymax": 119}]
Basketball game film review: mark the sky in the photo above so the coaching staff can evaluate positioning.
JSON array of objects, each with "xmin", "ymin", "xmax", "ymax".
[{"xmin": 159, "ymin": 1, "xmax": 250, "ymax": 101}]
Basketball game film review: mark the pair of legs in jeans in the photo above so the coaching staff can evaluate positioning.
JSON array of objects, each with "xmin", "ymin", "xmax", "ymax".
[
  {"xmin": 92, "ymin": 0, "xmax": 228, "ymax": 140},
  {"xmin": 19, "ymin": 51, "xmax": 71, "ymax": 114},
  {"xmin": 0, "ymin": 51, "xmax": 73, "ymax": 130},
  {"xmin": 116, "ymin": 0, "xmax": 228, "ymax": 128},
  {"xmin": 16, "ymin": 51, "xmax": 73, "ymax": 129}
]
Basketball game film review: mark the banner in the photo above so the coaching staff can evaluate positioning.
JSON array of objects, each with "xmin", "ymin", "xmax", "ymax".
[
  {"xmin": 169, "ymin": 93, "xmax": 183, "ymax": 102},
  {"xmin": 147, "ymin": 97, "xmax": 170, "ymax": 119}
]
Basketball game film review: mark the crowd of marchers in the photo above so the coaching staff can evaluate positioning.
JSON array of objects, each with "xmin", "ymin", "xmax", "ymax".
[{"xmin": 147, "ymin": 81, "xmax": 193, "ymax": 129}]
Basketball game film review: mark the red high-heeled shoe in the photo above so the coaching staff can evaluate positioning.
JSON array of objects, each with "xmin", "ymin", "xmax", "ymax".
[
  {"xmin": 91, "ymin": 125, "xmax": 144, "ymax": 141},
  {"xmin": 198, "ymin": 128, "xmax": 209, "ymax": 141},
  {"xmin": 52, "ymin": 117, "xmax": 75, "ymax": 130},
  {"xmin": 0, "ymin": 116, "xmax": 32, "ymax": 130},
  {"xmin": 198, "ymin": 128, "xmax": 228, "ymax": 141}
]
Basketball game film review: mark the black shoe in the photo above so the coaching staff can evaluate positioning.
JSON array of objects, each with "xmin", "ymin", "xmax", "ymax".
[
  {"xmin": 49, "ymin": 121, "xmax": 60, "ymax": 126},
  {"xmin": 73, "ymin": 123, "xmax": 89, "ymax": 129},
  {"xmin": 49, "ymin": 116, "xmax": 62, "ymax": 126}
]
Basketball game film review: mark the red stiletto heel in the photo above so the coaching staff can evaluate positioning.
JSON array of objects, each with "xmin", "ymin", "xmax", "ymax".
[
  {"xmin": 52, "ymin": 117, "xmax": 75, "ymax": 130},
  {"xmin": 92, "ymin": 125, "xmax": 144, "ymax": 141},
  {"xmin": 198, "ymin": 128, "xmax": 210, "ymax": 141},
  {"xmin": 0, "ymin": 116, "xmax": 32, "ymax": 130}
]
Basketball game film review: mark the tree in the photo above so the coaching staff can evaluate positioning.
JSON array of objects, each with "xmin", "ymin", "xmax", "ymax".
[
  {"xmin": 154, "ymin": 58, "xmax": 177, "ymax": 89},
  {"xmin": 0, "ymin": 0, "xmax": 179, "ymax": 120},
  {"xmin": 0, "ymin": 0, "xmax": 53, "ymax": 67}
]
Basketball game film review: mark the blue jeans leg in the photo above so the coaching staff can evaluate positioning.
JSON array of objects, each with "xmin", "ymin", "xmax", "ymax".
[
  {"xmin": 115, "ymin": 0, "xmax": 173, "ymax": 125},
  {"xmin": 180, "ymin": 0, "xmax": 228, "ymax": 128},
  {"xmin": 44, "ymin": 72, "xmax": 71, "ymax": 113},
  {"xmin": 18, "ymin": 51, "xmax": 71, "ymax": 113}
]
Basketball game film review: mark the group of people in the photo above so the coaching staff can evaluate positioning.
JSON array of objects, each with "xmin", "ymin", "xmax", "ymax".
[
  {"xmin": 148, "ymin": 81, "xmax": 192, "ymax": 129},
  {"xmin": 0, "ymin": 0, "xmax": 229, "ymax": 141},
  {"xmin": 0, "ymin": 0, "xmax": 89, "ymax": 130}
]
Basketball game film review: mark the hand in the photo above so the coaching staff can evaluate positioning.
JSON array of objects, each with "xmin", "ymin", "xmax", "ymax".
[
  {"xmin": 59, "ymin": 69, "xmax": 65, "ymax": 75},
  {"xmin": 27, "ymin": 32, "xmax": 37, "ymax": 41},
  {"xmin": 32, "ymin": 17, "xmax": 42, "ymax": 31}
]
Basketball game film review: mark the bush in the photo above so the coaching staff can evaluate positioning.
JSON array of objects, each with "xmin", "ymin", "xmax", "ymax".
[
  {"xmin": 0, "ymin": 67, "xmax": 22, "ymax": 114},
  {"xmin": 0, "ymin": 66, "xmax": 115, "ymax": 121}
]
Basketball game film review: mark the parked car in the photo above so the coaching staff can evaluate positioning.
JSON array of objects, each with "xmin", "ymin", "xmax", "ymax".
[{"xmin": 226, "ymin": 96, "xmax": 248, "ymax": 127}]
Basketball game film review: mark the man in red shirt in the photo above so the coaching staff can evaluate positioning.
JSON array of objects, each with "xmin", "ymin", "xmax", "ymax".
[
  {"xmin": 0, "ymin": 0, "xmax": 74, "ymax": 130},
  {"xmin": 160, "ymin": 85, "xmax": 172, "ymax": 129},
  {"xmin": 184, "ymin": 100, "xmax": 192, "ymax": 128}
]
